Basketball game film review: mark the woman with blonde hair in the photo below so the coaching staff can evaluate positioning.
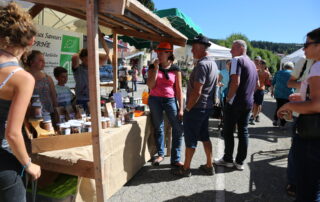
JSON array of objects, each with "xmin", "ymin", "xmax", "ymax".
[{"xmin": 0, "ymin": 2, "xmax": 41, "ymax": 201}]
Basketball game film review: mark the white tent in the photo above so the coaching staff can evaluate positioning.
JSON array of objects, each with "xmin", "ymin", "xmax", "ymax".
[
  {"xmin": 174, "ymin": 42, "xmax": 231, "ymax": 62},
  {"xmin": 207, "ymin": 42, "xmax": 232, "ymax": 60},
  {"xmin": 281, "ymin": 48, "xmax": 305, "ymax": 67}
]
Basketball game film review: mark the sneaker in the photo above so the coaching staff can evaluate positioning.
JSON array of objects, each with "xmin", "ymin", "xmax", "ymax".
[
  {"xmin": 255, "ymin": 116, "xmax": 260, "ymax": 122},
  {"xmin": 286, "ymin": 184, "xmax": 296, "ymax": 197},
  {"xmin": 199, "ymin": 164, "xmax": 215, "ymax": 175},
  {"xmin": 234, "ymin": 162, "xmax": 244, "ymax": 170},
  {"xmin": 249, "ymin": 115, "xmax": 254, "ymax": 122},
  {"xmin": 171, "ymin": 167, "xmax": 192, "ymax": 177},
  {"xmin": 272, "ymin": 120, "xmax": 278, "ymax": 126},
  {"xmin": 249, "ymin": 119, "xmax": 255, "ymax": 125},
  {"xmin": 214, "ymin": 158, "xmax": 234, "ymax": 168}
]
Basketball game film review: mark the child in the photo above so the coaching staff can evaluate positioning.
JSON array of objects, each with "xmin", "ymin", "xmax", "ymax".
[{"xmin": 54, "ymin": 66, "xmax": 74, "ymax": 107}]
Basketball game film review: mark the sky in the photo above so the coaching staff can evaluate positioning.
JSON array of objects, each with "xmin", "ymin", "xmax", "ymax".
[{"xmin": 153, "ymin": 0, "xmax": 319, "ymax": 43}]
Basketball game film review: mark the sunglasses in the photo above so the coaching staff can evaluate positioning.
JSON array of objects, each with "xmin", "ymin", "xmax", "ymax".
[{"xmin": 303, "ymin": 41, "xmax": 320, "ymax": 49}]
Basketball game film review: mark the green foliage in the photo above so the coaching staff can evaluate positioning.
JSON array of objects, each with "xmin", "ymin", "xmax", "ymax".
[
  {"xmin": 137, "ymin": 0, "xmax": 155, "ymax": 11},
  {"xmin": 251, "ymin": 41, "xmax": 302, "ymax": 54}
]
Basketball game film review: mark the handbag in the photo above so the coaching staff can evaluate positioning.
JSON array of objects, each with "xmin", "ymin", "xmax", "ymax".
[
  {"xmin": 297, "ymin": 113, "xmax": 320, "ymax": 139},
  {"xmin": 296, "ymin": 85, "xmax": 320, "ymax": 139}
]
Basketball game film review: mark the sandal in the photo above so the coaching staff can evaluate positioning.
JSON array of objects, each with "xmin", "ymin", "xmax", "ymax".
[
  {"xmin": 199, "ymin": 164, "xmax": 215, "ymax": 175},
  {"xmin": 151, "ymin": 156, "xmax": 164, "ymax": 166},
  {"xmin": 171, "ymin": 167, "xmax": 192, "ymax": 177},
  {"xmin": 170, "ymin": 162, "xmax": 184, "ymax": 167},
  {"xmin": 286, "ymin": 184, "xmax": 296, "ymax": 197}
]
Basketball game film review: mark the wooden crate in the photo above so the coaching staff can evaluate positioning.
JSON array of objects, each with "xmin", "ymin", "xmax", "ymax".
[{"xmin": 31, "ymin": 132, "xmax": 92, "ymax": 153}]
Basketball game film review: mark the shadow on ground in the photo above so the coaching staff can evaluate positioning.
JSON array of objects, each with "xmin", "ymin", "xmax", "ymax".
[{"xmin": 164, "ymin": 149, "xmax": 292, "ymax": 202}]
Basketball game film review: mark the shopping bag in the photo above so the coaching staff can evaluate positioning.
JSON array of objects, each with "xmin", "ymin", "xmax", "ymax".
[{"xmin": 142, "ymin": 90, "xmax": 149, "ymax": 105}]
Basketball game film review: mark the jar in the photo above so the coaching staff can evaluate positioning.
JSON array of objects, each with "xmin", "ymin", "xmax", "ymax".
[
  {"xmin": 105, "ymin": 117, "xmax": 111, "ymax": 128},
  {"xmin": 58, "ymin": 123, "xmax": 71, "ymax": 135},
  {"xmin": 41, "ymin": 120, "xmax": 53, "ymax": 131},
  {"xmin": 101, "ymin": 117, "xmax": 107, "ymax": 129},
  {"xmin": 31, "ymin": 100, "xmax": 42, "ymax": 119},
  {"xmin": 83, "ymin": 122, "xmax": 92, "ymax": 132},
  {"xmin": 115, "ymin": 118, "xmax": 121, "ymax": 127},
  {"xmin": 70, "ymin": 123, "xmax": 82, "ymax": 134}
]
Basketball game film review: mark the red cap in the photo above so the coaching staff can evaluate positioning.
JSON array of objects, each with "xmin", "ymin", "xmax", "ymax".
[{"xmin": 155, "ymin": 42, "xmax": 173, "ymax": 52}]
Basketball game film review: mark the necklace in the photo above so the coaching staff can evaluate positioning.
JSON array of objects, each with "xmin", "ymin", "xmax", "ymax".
[{"xmin": 0, "ymin": 49, "xmax": 20, "ymax": 63}]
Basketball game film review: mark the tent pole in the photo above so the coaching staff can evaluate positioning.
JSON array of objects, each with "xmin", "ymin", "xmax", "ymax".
[
  {"xmin": 112, "ymin": 31, "xmax": 119, "ymax": 93},
  {"xmin": 86, "ymin": 0, "xmax": 105, "ymax": 201}
]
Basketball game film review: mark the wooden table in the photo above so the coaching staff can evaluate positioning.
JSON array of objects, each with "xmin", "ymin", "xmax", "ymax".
[{"xmin": 31, "ymin": 115, "xmax": 157, "ymax": 200}]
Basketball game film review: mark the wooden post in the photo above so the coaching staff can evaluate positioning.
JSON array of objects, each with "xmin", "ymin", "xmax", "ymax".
[
  {"xmin": 86, "ymin": 0, "xmax": 105, "ymax": 201},
  {"xmin": 112, "ymin": 31, "xmax": 118, "ymax": 92}
]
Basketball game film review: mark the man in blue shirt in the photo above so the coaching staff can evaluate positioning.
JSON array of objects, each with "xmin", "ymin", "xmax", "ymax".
[{"xmin": 271, "ymin": 62, "xmax": 295, "ymax": 127}]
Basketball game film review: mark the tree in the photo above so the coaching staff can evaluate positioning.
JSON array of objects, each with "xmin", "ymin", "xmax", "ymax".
[{"xmin": 137, "ymin": 0, "xmax": 155, "ymax": 11}]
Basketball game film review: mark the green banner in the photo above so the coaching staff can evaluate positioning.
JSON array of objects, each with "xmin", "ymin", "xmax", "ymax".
[
  {"xmin": 61, "ymin": 35, "xmax": 80, "ymax": 53},
  {"xmin": 59, "ymin": 54, "xmax": 73, "ymax": 74}
]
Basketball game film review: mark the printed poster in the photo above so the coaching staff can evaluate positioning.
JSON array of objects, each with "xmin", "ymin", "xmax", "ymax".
[{"xmin": 32, "ymin": 25, "xmax": 83, "ymax": 88}]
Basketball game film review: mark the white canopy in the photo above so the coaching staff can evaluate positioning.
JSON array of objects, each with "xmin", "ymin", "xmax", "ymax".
[
  {"xmin": 173, "ymin": 42, "xmax": 231, "ymax": 62},
  {"xmin": 281, "ymin": 48, "xmax": 305, "ymax": 67},
  {"xmin": 207, "ymin": 42, "xmax": 232, "ymax": 60}
]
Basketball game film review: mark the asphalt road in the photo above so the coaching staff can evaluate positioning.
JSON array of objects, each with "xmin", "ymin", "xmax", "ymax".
[{"xmin": 109, "ymin": 85, "xmax": 293, "ymax": 202}]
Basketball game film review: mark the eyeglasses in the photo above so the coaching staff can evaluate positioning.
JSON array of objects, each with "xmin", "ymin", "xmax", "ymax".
[{"xmin": 303, "ymin": 41, "xmax": 320, "ymax": 49}]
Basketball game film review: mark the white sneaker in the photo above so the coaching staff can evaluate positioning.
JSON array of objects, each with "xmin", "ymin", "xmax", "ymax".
[
  {"xmin": 234, "ymin": 162, "xmax": 244, "ymax": 170},
  {"xmin": 214, "ymin": 158, "xmax": 234, "ymax": 168}
]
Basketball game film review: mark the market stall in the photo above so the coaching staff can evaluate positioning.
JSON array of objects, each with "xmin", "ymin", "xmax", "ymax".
[{"xmin": 23, "ymin": 0, "xmax": 187, "ymax": 201}]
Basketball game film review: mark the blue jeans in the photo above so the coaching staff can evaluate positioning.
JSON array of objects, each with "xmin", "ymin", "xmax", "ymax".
[
  {"xmin": 0, "ymin": 170, "xmax": 26, "ymax": 202},
  {"xmin": 183, "ymin": 108, "xmax": 213, "ymax": 148},
  {"xmin": 294, "ymin": 136, "xmax": 320, "ymax": 202},
  {"xmin": 222, "ymin": 103, "xmax": 251, "ymax": 164},
  {"xmin": 148, "ymin": 96, "xmax": 183, "ymax": 163}
]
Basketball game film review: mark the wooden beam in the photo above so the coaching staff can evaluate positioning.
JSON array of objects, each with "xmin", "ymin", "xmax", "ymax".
[
  {"xmin": 112, "ymin": 31, "xmax": 118, "ymax": 92},
  {"xmin": 26, "ymin": 0, "xmax": 85, "ymax": 11},
  {"xmin": 86, "ymin": 0, "xmax": 105, "ymax": 201},
  {"xmin": 100, "ymin": 0, "xmax": 125, "ymax": 15},
  {"xmin": 32, "ymin": 155, "xmax": 95, "ymax": 179},
  {"xmin": 114, "ymin": 14, "xmax": 157, "ymax": 35},
  {"xmin": 31, "ymin": 133, "xmax": 92, "ymax": 153},
  {"xmin": 126, "ymin": 0, "xmax": 187, "ymax": 43},
  {"xmin": 113, "ymin": 28, "xmax": 186, "ymax": 47},
  {"xmin": 28, "ymin": 4, "xmax": 45, "ymax": 18}
]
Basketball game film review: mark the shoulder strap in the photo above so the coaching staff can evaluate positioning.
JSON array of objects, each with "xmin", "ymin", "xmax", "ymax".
[
  {"xmin": 0, "ymin": 67, "xmax": 23, "ymax": 89},
  {"xmin": 298, "ymin": 60, "xmax": 308, "ymax": 80}
]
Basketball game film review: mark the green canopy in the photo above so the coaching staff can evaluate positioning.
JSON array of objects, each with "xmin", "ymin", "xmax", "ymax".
[
  {"xmin": 120, "ymin": 8, "xmax": 202, "ymax": 49},
  {"xmin": 154, "ymin": 8, "xmax": 202, "ymax": 40}
]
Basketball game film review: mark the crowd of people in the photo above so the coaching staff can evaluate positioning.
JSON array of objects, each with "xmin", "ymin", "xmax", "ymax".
[
  {"xmin": 147, "ymin": 28, "xmax": 320, "ymax": 201},
  {"xmin": 1, "ymin": 2, "xmax": 320, "ymax": 202}
]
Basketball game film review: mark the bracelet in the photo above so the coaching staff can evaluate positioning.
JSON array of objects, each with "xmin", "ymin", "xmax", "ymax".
[{"xmin": 20, "ymin": 157, "xmax": 31, "ymax": 177}]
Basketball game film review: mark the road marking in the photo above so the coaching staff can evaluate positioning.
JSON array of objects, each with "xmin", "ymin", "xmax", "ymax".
[{"xmin": 215, "ymin": 137, "xmax": 225, "ymax": 202}]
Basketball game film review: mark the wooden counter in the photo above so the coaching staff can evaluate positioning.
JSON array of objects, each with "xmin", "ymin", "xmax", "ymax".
[{"xmin": 31, "ymin": 115, "xmax": 157, "ymax": 199}]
